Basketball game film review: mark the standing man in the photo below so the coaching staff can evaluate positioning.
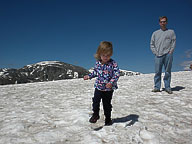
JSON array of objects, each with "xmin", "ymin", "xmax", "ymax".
[{"xmin": 150, "ymin": 16, "xmax": 176, "ymax": 94}]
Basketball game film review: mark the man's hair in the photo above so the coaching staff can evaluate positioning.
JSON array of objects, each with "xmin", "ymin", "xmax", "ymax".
[
  {"xmin": 94, "ymin": 41, "xmax": 113, "ymax": 60},
  {"xmin": 159, "ymin": 16, "xmax": 168, "ymax": 22}
]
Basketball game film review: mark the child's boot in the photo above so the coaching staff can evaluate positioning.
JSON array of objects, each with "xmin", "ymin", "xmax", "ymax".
[
  {"xmin": 105, "ymin": 117, "xmax": 113, "ymax": 126},
  {"xmin": 89, "ymin": 113, "xmax": 100, "ymax": 123}
]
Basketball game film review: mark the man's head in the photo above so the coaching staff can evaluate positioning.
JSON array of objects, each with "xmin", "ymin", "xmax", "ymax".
[{"xmin": 159, "ymin": 16, "xmax": 168, "ymax": 30}]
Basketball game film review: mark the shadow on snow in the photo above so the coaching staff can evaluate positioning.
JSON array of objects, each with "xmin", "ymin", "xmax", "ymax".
[
  {"xmin": 113, "ymin": 114, "xmax": 139, "ymax": 127},
  {"xmin": 162, "ymin": 86, "xmax": 185, "ymax": 91},
  {"xmin": 92, "ymin": 114, "xmax": 139, "ymax": 131}
]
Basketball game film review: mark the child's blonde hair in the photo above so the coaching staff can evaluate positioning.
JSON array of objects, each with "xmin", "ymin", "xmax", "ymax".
[{"xmin": 94, "ymin": 41, "xmax": 113, "ymax": 60}]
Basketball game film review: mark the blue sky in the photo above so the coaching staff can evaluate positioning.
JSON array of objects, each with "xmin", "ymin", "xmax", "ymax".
[{"xmin": 1, "ymin": 0, "xmax": 192, "ymax": 73}]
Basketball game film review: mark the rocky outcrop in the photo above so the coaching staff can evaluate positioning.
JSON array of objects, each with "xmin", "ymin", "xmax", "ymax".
[
  {"xmin": 119, "ymin": 69, "xmax": 141, "ymax": 76},
  {"xmin": 0, "ymin": 61, "xmax": 89, "ymax": 85}
]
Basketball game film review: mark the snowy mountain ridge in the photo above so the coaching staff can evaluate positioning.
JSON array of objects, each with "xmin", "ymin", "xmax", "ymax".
[
  {"xmin": 0, "ymin": 61, "xmax": 141, "ymax": 85},
  {"xmin": 0, "ymin": 61, "xmax": 89, "ymax": 85},
  {"xmin": 89, "ymin": 67, "xmax": 141, "ymax": 76},
  {"xmin": 27, "ymin": 61, "xmax": 64, "ymax": 67}
]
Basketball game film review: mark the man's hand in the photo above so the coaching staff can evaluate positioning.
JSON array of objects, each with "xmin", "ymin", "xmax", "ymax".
[
  {"xmin": 106, "ymin": 83, "xmax": 112, "ymax": 89},
  {"xmin": 84, "ymin": 75, "xmax": 89, "ymax": 80},
  {"xmin": 169, "ymin": 49, "xmax": 174, "ymax": 54}
]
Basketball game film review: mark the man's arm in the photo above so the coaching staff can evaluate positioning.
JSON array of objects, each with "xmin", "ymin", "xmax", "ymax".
[
  {"xmin": 150, "ymin": 32, "xmax": 157, "ymax": 55},
  {"xmin": 169, "ymin": 30, "xmax": 176, "ymax": 54}
]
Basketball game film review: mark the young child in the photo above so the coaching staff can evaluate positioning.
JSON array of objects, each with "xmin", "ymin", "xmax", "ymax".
[{"xmin": 84, "ymin": 41, "xmax": 120, "ymax": 126}]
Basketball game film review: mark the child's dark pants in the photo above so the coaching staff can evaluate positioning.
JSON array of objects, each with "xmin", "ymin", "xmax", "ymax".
[{"xmin": 92, "ymin": 88, "xmax": 113, "ymax": 119}]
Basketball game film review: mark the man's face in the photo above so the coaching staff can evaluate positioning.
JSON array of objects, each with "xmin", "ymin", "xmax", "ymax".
[{"xmin": 159, "ymin": 18, "xmax": 167, "ymax": 28}]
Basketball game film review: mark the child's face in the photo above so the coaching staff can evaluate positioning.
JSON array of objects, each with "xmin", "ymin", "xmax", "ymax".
[{"xmin": 100, "ymin": 53, "xmax": 111, "ymax": 64}]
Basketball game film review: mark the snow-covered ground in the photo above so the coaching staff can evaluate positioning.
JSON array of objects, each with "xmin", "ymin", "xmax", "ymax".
[{"xmin": 0, "ymin": 71, "xmax": 192, "ymax": 144}]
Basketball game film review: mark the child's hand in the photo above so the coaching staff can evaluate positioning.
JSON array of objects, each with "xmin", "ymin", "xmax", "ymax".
[
  {"xmin": 84, "ymin": 75, "xmax": 89, "ymax": 80},
  {"xmin": 106, "ymin": 83, "xmax": 112, "ymax": 89}
]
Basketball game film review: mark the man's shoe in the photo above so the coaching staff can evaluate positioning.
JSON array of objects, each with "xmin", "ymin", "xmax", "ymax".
[
  {"xmin": 89, "ymin": 114, "xmax": 100, "ymax": 123},
  {"xmin": 152, "ymin": 89, "xmax": 160, "ymax": 92},
  {"xmin": 165, "ymin": 89, "xmax": 173, "ymax": 94},
  {"xmin": 105, "ymin": 118, "xmax": 113, "ymax": 126}
]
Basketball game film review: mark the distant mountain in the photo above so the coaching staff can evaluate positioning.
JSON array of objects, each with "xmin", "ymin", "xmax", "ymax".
[
  {"xmin": 0, "ymin": 61, "xmax": 89, "ymax": 85},
  {"xmin": 0, "ymin": 62, "xmax": 142, "ymax": 85},
  {"xmin": 89, "ymin": 68, "xmax": 141, "ymax": 76},
  {"xmin": 119, "ymin": 69, "xmax": 141, "ymax": 76}
]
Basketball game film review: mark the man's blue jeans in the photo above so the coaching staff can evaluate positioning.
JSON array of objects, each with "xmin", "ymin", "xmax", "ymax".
[{"xmin": 154, "ymin": 53, "xmax": 173, "ymax": 90}]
